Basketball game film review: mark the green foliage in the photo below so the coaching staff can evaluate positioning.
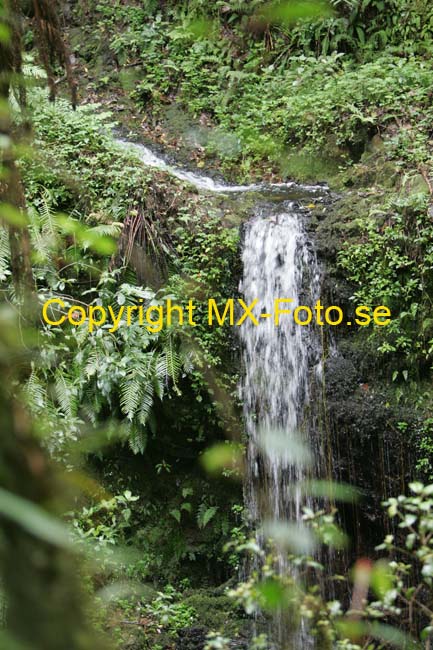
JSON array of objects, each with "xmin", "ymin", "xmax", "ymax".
[
  {"xmin": 164, "ymin": 207, "xmax": 241, "ymax": 437},
  {"xmin": 144, "ymin": 585, "xmax": 197, "ymax": 637},
  {"xmin": 70, "ymin": 490, "xmax": 139, "ymax": 552},
  {"xmin": 13, "ymin": 87, "xmax": 248, "ymax": 461},
  {"xmin": 204, "ymin": 632, "xmax": 231, "ymax": 650},
  {"xmin": 281, "ymin": 0, "xmax": 433, "ymax": 56},
  {"xmin": 414, "ymin": 418, "xmax": 433, "ymax": 481},
  {"xmin": 78, "ymin": 0, "xmax": 433, "ymax": 181},
  {"xmin": 375, "ymin": 483, "xmax": 433, "ymax": 640},
  {"xmin": 197, "ymin": 503, "xmax": 219, "ymax": 529},
  {"xmin": 169, "ymin": 208, "xmax": 240, "ymax": 366},
  {"xmin": 228, "ymin": 484, "xmax": 433, "ymax": 648},
  {"xmin": 11, "ymin": 90, "xmax": 213, "ymax": 457},
  {"xmin": 338, "ymin": 193, "xmax": 433, "ymax": 369},
  {"xmin": 0, "ymin": 487, "xmax": 71, "ymax": 548},
  {"xmin": 29, "ymin": 276, "xmax": 194, "ymax": 455},
  {"xmin": 0, "ymin": 227, "xmax": 10, "ymax": 282},
  {"xmin": 12, "ymin": 5, "xmax": 433, "ymax": 648}
]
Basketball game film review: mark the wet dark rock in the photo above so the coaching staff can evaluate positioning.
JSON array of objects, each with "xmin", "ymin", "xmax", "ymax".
[
  {"xmin": 175, "ymin": 626, "xmax": 249, "ymax": 650},
  {"xmin": 325, "ymin": 355, "xmax": 358, "ymax": 400},
  {"xmin": 324, "ymin": 339, "xmax": 416, "ymax": 556},
  {"xmin": 176, "ymin": 626, "xmax": 208, "ymax": 650}
]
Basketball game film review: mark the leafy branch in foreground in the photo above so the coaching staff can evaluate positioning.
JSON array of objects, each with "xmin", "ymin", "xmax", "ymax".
[{"xmin": 223, "ymin": 482, "xmax": 433, "ymax": 650}]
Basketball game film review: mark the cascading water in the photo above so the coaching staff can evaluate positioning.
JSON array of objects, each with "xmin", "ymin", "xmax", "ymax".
[
  {"xmin": 239, "ymin": 204, "xmax": 323, "ymax": 648},
  {"xmin": 119, "ymin": 134, "xmax": 327, "ymax": 648},
  {"xmin": 240, "ymin": 205, "xmax": 322, "ymax": 516}
]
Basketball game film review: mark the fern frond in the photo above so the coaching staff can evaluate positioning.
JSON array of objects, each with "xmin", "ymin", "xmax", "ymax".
[
  {"xmin": 54, "ymin": 371, "xmax": 77, "ymax": 418},
  {"xmin": 84, "ymin": 349, "xmax": 100, "ymax": 378},
  {"xmin": 0, "ymin": 227, "xmax": 11, "ymax": 282},
  {"xmin": 155, "ymin": 354, "xmax": 168, "ymax": 384},
  {"xmin": 163, "ymin": 336, "xmax": 182, "ymax": 387},
  {"xmin": 120, "ymin": 376, "xmax": 143, "ymax": 421},
  {"xmin": 181, "ymin": 349, "xmax": 195, "ymax": 375},
  {"xmin": 128, "ymin": 423, "xmax": 147, "ymax": 455},
  {"xmin": 80, "ymin": 402, "xmax": 98, "ymax": 425},
  {"xmin": 87, "ymin": 223, "xmax": 123, "ymax": 238},
  {"xmin": 28, "ymin": 205, "xmax": 52, "ymax": 262},
  {"xmin": 82, "ymin": 383, "xmax": 104, "ymax": 419},
  {"xmin": 26, "ymin": 369, "xmax": 47, "ymax": 411},
  {"xmin": 137, "ymin": 383, "xmax": 154, "ymax": 426},
  {"xmin": 197, "ymin": 504, "xmax": 218, "ymax": 529},
  {"xmin": 40, "ymin": 191, "xmax": 58, "ymax": 241},
  {"xmin": 153, "ymin": 354, "xmax": 167, "ymax": 399},
  {"xmin": 27, "ymin": 192, "xmax": 60, "ymax": 264}
]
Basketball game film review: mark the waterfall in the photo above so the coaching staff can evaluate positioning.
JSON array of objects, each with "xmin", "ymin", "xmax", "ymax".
[{"xmin": 240, "ymin": 202, "xmax": 323, "ymax": 648}]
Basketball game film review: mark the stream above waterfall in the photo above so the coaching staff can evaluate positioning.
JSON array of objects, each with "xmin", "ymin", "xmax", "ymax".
[{"xmin": 115, "ymin": 137, "xmax": 329, "ymax": 201}]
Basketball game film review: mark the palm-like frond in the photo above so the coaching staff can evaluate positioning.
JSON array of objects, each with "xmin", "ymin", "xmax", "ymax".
[
  {"xmin": 87, "ymin": 223, "xmax": 123, "ymax": 238},
  {"xmin": 120, "ymin": 376, "xmax": 143, "ymax": 421},
  {"xmin": 54, "ymin": 371, "xmax": 77, "ymax": 419},
  {"xmin": 181, "ymin": 348, "xmax": 196, "ymax": 375},
  {"xmin": 27, "ymin": 193, "xmax": 59, "ymax": 263},
  {"xmin": 128, "ymin": 423, "xmax": 147, "ymax": 455},
  {"xmin": 28, "ymin": 205, "xmax": 52, "ymax": 262},
  {"xmin": 137, "ymin": 382, "xmax": 154, "ymax": 426},
  {"xmin": 152, "ymin": 358, "xmax": 165, "ymax": 400},
  {"xmin": 197, "ymin": 504, "xmax": 218, "ymax": 529},
  {"xmin": 26, "ymin": 369, "xmax": 47, "ymax": 411},
  {"xmin": 0, "ymin": 227, "xmax": 11, "ymax": 281},
  {"xmin": 84, "ymin": 349, "xmax": 100, "ymax": 378},
  {"xmin": 39, "ymin": 192, "xmax": 57, "ymax": 240},
  {"xmin": 160, "ymin": 335, "xmax": 183, "ymax": 394}
]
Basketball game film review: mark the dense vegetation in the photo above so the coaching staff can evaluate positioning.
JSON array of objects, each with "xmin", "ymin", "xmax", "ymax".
[{"xmin": 1, "ymin": 0, "xmax": 433, "ymax": 649}]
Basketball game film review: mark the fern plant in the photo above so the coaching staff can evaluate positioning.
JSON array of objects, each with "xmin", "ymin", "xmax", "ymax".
[
  {"xmin": 197, "ymin": 503, "xmax": 219, "ymax": 529},
  {"xmin": 32, "ymin": 281, "xmax": 196, "ymax": 456},
  {"xmin": 27, "ymin": 191, "xmax": 59, "ymax": 264}
]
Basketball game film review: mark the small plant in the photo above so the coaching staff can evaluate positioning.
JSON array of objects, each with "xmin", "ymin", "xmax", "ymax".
[
  {"xmin": 70, "ymin": 490, "xmax": 139, "ymax": 552},
  {"xmin": 145, "ymin": 586, "xmax": 197, "ymax": 637},
  {"xmin": 204, "ymin": 632, "xmax": 231, "ymax": 650},
  {"xmin": 156, "ymin": 460, "xmax": 172, "ymax": 474}
]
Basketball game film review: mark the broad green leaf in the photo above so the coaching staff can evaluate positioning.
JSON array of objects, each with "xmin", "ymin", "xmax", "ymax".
[
  {"xmin": 259, "ymin": 0, "xmax": 332, "ymax": 25},
  {"xmin": 56, "ymin": 214, "xmax": 116, "ymax": 255},
  {"xmin": 337, "ymin": 620, "xmax": 419, "ymax": 648},
  {"xmin": 369, "ymin": 622, "xmax": 421, "ymax": 649},
  {"xmin": 263, "ymin": 520, "xmax": 316, "ymax": 554},
  {"xmin": 371, "ymin": 560, "xmax": 393, "ymax": 599},
  {"xmin": 170, "ymin": 508, "xmax": 181, "ymax": 523},
  {"xmin": 0, "ymin": 203, "xmax": 28, "ymax": 226},
  {"xmin": 293, "ymin": 480, "xmax": 359, "ymax": 502},
  {"xmin": 187, "ymin": 17, "xmax": 216, "ymax": 38},
  {"xmin": 201, "ymin": 442, "xmax": 243, "ymax": 476},
  {"xmin": 257, "ymin": 578, "xmax": 296, "ymax": 611},
  {"xmin": 0, "ymin": 487, "xmax": 70, "ymax": 547},
  {"xmin": 258, "ymin": 428, "xmax": 312, "ymax": 468}
]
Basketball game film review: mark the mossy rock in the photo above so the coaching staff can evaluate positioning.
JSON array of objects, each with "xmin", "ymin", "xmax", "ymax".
[
  {"xmin": 401, "ymin": 173, "xmax": 430, "ymax": 196},
  {"xmin": 180, "ymin": 590, "xmax": 246, "ymax": 636}
]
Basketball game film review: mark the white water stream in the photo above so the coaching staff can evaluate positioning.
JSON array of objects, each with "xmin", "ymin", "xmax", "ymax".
[
  {"xmin": 115, "ymin": 138, "xmax": 325, "ymax": 196},
  {"xmin": 240, "ymin": 207, "xmax": 321, "ymax": 523},
  {"xmin": 240, "ymin": 206, "xmax": 322, "ymax": 649}
]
